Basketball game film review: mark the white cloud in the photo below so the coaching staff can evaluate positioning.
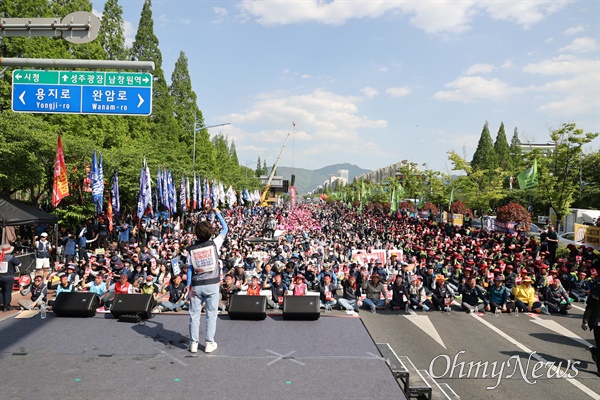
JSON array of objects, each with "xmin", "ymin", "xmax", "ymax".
[
  {"xmin": 237, "ymin": 0, "xmax": 564, "ymax": 34},
  {"xmin": 386, "ymin": 86, "xmax": 411, "ymax": 97},
  {"xmin": 361, "ymin": 87, "xmax": 379, "ymax": 98},
  {"xmin": 213, "ymin": 6, "xmax": 228, "ymax": 23},
  {"xmin": 500, "ymin": 59, "xmax": 515, "ymax": 69},
  {"xmin": 523, "ymin": 55, "xmax": 600, "ymax": 114},
  {"xmin": 157, "ymin": 14, "xmax": 170, "ymax": 27},
  {"xmin": 559, "ymin": 37, "xmax": 598, "ymax": 54},
  {"xmin": 434, "ymin": 76, "xmax": 526, "ymax": 102},
  {"xmin": 221, "ymin": 89, "xmax": 389, "ymax": 164},
  {"xmin": 563, "ymin": 24, "xmax": 585, "ymax": 35},
  {"xmin": 466, "ymin": 63, "xmax": 495, "ymax": 75},
  {"xmin": 482, "ymin": 0, "xmax": 569, "ymax": 29}
]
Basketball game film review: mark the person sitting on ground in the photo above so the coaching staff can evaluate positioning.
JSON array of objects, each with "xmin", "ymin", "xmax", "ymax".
[
  {"xmin": 544, "ymin": 277, "xmax": 572, "ymax": 315},
  {"xmin": 246, "ymin": 275, "xmax": 262, "ymax": 296},
  {"xmin": 487, "ymin": 275, "xmax": 508, "ymax": 313},
  {"xmin": 84, "ymin": 273, "xmax": 109, "ymax": 307},
  {"xmin": 140, "ymin": 275, "xmax": 159, "ymax": 299},
  {"xmin": 219, "ymin": 274, "xmax": 240, "ymax": 311},
  {"xmin": 18, "ymin": 275, "xmax": 47, "ymax": 310},
  {"xmin": 266, "ymin": 273, "xmax": 287, "ymax": 309},
  {"xmin": 511, "ymin": 276, "xmax": 547, "ymax": 314},
  {"xmin": 232, "ymin": 265, "xmax": 248, "ymax": 289},
  {"xmin": 50, "ymin": 273, "xmax": 76, "ymax": 307},
  {"xmin": 318, "ymin": 273, "xmax": 338, "ymax": 311},
  {"xmin": 289, "ymin": 274, "xmax": 308, "ymax": 296},
  {"xmin": 317, "ymin": 263, "xmax": 338, "ymax": 286},
  {"xmin": 408, "ymin": 276, "xmax": 431, "ymax": 311},
  {"xmin": 459, "ymin": 276, "xmax": 488, "ymax": 313},
  {"xmin": 338, "ymin": 273, "xmax": 362, "ymax": 313},
  {"xmin": 158, "ymin": 274, "xmax": 189, "ymax": 312},
  {"xmin": 362, "ymin": 273, "xmax": 387, "ymax": 313},
  {"xmin": 389, "ymin": 274, "xmax": 409, "ymax": 311},
  {"xmin": 570, "ymin": 271, "xmax": 591, "ymax": 302},
  {"xmin": 104, "ymin": 272, "xmax": 135, "ymax": 310},
  {"xmin": 431, "ymin": 275, "xmax": 454, "ymax": 312}
]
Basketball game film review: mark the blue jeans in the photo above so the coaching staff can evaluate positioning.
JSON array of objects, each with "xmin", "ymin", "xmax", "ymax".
[
  {"xmin": 338, "ymin": 298, "xmax": 359, "ymax": 311},
  {"xmin": 161, "ymin": 299, "xmax": 187, "ymax": 311},
  {"xmin": 189, "ymin": 283, "xmax": 219, "ymax": 344},
  {"xmin": 363, "ymin": 298, "xmax": 385, "ymax": 310},
  {"xmin": 320, "ymin": 299, "xmax": 337, "ymax": 310}
]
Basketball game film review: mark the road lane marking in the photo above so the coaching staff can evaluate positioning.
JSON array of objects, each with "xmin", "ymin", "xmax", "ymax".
[
  {"xmin": 468, "ymin": 311, "xmax": 600, "ymax": 399},
  {"xmin": 530, "ymin": 318, "xmax": 594, "ymax": 348},
  {"xmin": 404, "ymin": 313, "xmax": 447, "ymax": 349}
]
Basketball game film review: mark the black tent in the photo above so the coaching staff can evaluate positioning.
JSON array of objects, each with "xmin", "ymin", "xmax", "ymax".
[{"xmin": 0, "ymin": 196, "xmax": 58, "ymax": 227}]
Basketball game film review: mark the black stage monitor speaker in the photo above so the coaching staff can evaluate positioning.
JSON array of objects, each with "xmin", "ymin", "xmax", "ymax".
[
  {"xmin": 53, "ymin": 292, "xmax": 99, "ymax": 318},
  {"xmin": 282, "ymin": 296, "xmax": 320, "ymax": 321},
  {"xmin": 228, "ymin": 295, "xmax": 267, "ymax": 320},
  {"xmin": 110, "ymin": 294, "xmax": 155, "ymax": 320}
]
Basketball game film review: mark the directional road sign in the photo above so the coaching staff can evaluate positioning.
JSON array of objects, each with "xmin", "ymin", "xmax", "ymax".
[{"xmin": 11, "ymin": 69, "xmax": 152, "ymax": 116}]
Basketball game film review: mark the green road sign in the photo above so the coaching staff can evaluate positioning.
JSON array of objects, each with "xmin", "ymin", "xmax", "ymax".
[{"xmin": 12, "ymin": 70, "xmax": 153, "ymax": 87}]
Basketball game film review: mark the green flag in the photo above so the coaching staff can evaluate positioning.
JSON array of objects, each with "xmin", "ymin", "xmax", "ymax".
[
  {"xmin": 417, "ymin": 194, "xmax": 425, "ymax": 209},
  {"xmin": 360, "ymin": 181, "xmax": 366, "ymax": 204},
  {"xmin": 448, "ymin": 188, "xmax": 454, "ymax": 209},
  {"xmin": 390, "ymin": 186, "xmax": 397, "ymax": 214},
  {"xmin": 517, "ymin": 159, "xmax": 538, "ymax": 190}
]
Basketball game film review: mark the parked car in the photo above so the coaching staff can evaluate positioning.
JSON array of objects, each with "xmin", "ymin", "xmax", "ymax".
[{"xmin": 558, "ymin": 232, "xmax": 584, "ymax": 247}]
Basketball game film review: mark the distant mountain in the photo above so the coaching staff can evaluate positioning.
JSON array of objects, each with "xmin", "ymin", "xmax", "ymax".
[{"xmin": 270, "ymin": 163, "xmax": 371, "ymax": 195}]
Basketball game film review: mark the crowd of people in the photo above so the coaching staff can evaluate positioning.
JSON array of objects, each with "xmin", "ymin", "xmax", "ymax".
[{"xmin": 1, "ymin": 202, "xmax": 598, "ymax": 322}]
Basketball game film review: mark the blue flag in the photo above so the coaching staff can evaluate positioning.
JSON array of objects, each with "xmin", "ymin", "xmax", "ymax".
[
  {"xmin": 90, "ymin": 150, "xmax": 103, "ymax": 214},
  {"xmin": 137, "ymin": 160, "xmax": 151, "ymax": 218},
  {"xmin": 111, "ymin": 171, "xmax": 120, "ymax": 213},
  {"xmin": 180, "ymin": 172, "xmax": 187, "ymax": 212}
]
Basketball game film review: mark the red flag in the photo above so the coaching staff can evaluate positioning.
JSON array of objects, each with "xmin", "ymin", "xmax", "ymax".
[
  {"xmin": 52, "ymin": 136, "xmax": 69, "ymax": 207},
  {"xmin": 107, "ymin": 194, "xmax": 113, "ymax": 232}
]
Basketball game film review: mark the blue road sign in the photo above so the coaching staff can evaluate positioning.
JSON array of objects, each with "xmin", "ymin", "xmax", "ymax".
[{"xmin": 11, "ymin": 70, "xmax": 153, "ymax": 116}]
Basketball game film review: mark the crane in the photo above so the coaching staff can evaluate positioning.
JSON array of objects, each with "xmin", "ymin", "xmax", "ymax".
[{"xmin": 260, "ymin": 122, "xmax": 295, "ymax": 206}]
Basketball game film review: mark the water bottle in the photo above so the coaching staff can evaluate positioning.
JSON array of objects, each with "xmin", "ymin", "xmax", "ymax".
[
  {"xmin": 514, "ymin": 307, "xmax": 519, "ymax": 317},
  {"xmin": 40, "ymin": 304, "xmax": 47, "ymax": 319},
  {"xmin": 495, "ymin": 307, "xmax": 500, "ymax": 317}
]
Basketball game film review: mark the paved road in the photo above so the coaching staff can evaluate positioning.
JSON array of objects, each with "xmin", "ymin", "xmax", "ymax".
[{"xmin": 361, "ymin": 302, "xmax": 600, "ymax": 400}]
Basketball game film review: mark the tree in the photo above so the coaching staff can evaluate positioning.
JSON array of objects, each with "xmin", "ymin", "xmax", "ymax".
[
  {"xmin": 98, "ymin": 0, "xmax": 128, "ymax": 61},
  {"xmin": 509, "ymin": 127, "xmax": 522, "ymax": 172},
  {"xmin": 448, "ymin": 151, "xmax": 506, "ymax": 217},
  {"xmin": 255, "ymin": 156, "xmax": 262, "ymax": 177},
  {"xmin": 170, "ymin": 51, "xmax": 200, "ymax": 146},
  {"xmin": 494, "ymin": 122, "xmax": 512, "ymax": 170},
  {"xmin": 574, "ymin": 150, "xmax": 600, "ymax": 209},
  {"xmin": 471, "ymin": 122, "xmax": 497, "ymax": 171},
  {"xmin": 497, "ymin": 202, "xmax": 531, "ymax": 229},
  {"xmin": 538, "ymin": 123, "xmax": 599, "ymax": 229},
  {"xmin": 130, "ymin": 0, "xmax": 180, "ymax": 140}
]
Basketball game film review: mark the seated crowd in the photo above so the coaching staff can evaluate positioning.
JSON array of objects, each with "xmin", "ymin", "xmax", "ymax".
[{"xmin": 12, "ymin": 203, "xmax": 600, "ymax": 319}]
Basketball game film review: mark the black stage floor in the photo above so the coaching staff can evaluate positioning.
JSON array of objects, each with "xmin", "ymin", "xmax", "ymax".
[{"xmin": 0, "ymin": 312, "xmax": 407, "ymax": 400}]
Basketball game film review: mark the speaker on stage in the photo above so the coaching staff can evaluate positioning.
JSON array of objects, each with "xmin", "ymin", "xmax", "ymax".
[
  {"xmin": 110, "ymin": 294, "xmax": 155, "ymax": 320},
  {"xmin": 228, "ymin": 295, "xmax": 267, "ymax": 320},
  {"xmin": 53, "ymin": 292, "xmax": 99, "ymax": 318},
  {"xmin": 282, "ymin": 296, "xmax": 320, "ymax": 320}
]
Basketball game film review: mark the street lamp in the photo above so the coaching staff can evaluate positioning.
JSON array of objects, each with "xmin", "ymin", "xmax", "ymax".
[{"xmin": 193, "ymin": 118, "xmax": 230, "ymax": 171}]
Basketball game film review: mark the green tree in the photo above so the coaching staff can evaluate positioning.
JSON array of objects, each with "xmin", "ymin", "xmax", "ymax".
[
  {"xmin": 574, "ymin": 150, "xmax": 600, "ymax": 209},
  {"xmin": 494, "ymin": 122, "xmax": 512, "ymax": 170},
  {"xmin": 448, "ymin": 151, "xmax": 506, "ymax": 218},
  {"xmin": 471, "ymin": 121, "xmax": 497, "ymax": 171},
  {"xmin": 509, "ymin": 127, "xmax": 522, "ymax": 172},
  {"xmin": 255, "ymin": 156, "xmax": 262, "ymax": 177},
  {"xmin": 0, "ymin": 111, "xmax": 56, "ymax": 201},
  {"xmin": 538, "ymin": 123, "xmax": 599, "ymax": 229},
  {"xmin": 98, "ymin": 0, "xmax": 128, "ymax": 60},
  {"xmin": 170, "ymin": 51, "xmax": 200, "ymax": 146},
  {"xmin": 130, "ymin": 0, "xmax": 180, "ymax": 140}
]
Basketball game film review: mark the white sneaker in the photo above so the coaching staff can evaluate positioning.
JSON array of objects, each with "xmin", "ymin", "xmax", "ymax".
[
  {"xmin": 205, "ymin": 341, "xmax": 218, "ymax": 353},
  {"xmin": 190, "ymin": 342, "xmax": 198, "ymax": 353}
]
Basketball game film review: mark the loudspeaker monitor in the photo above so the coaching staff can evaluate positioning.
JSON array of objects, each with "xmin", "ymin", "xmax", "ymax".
[
  {"xmin": 110, "ymin": 294, "xmax": 155, "ymax": 320},
  {"xmin": 282, "ymin": 295, "xmax": 320, "ymax": 320},
  {"xmin": 228, "ymin": 295, "xmax": 267, "ymax": 320},
  {"xmin": 53, "ymin": 292, "xmax": 99, "ymax": 318}
]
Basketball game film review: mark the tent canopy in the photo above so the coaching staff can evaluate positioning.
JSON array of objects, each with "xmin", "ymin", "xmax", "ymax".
[{"xmin": 0, "ymin": 197, "xmax": 58, "ymax": 226}]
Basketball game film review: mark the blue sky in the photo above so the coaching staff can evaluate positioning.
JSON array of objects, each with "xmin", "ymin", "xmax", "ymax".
[{"xmin": 92, "ymin": 0, "xmax": 600, "ymax": 174}]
